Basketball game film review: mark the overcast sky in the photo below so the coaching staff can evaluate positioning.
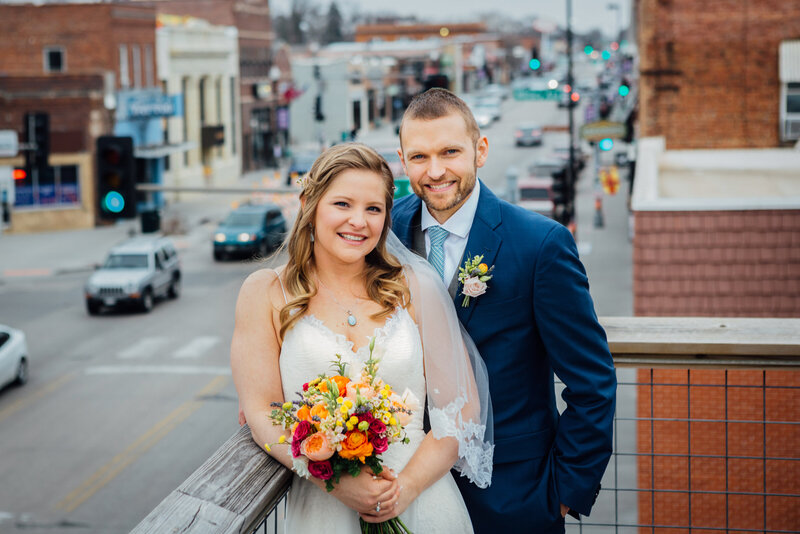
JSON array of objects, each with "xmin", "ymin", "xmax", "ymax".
[{"xmin": 270, "ymin": 0, "xmax": 632, "ymax": 35}]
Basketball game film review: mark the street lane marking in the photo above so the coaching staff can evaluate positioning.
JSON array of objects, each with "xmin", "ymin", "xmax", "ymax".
[
  {"xmin": 172, "ymin": 336, "xmax": 221, "ymax": 359},
  {"xmin": 0, "ymin": 373, "xmax": 77, "ymax": 424},
  {"xmin": 2, "ymin": 268, "xmax": 54, "ymax": 278},
  {"xmin": 117, "ymin": 337, "xmax": 169, "ymax": 359},
  {"xmin": 85, "ymin": 365, "xmax": 231, "ymax": 375},
  {"xmin": 55, "ymin": 375, "xmax": 229, "ymax": 513}
]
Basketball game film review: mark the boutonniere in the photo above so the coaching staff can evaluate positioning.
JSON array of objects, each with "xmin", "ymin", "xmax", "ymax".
[{"xmin": 457, "ymin": 254, "xmax": 494, "ymax": 307}]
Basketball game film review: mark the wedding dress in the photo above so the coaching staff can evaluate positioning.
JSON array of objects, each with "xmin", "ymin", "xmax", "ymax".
[{"xmin": 279, "ymin": 307, "xmax": 475, "ymax": 533}]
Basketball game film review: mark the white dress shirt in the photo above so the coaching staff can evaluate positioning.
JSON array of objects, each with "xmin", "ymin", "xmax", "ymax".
[{"xmin": 421, "ymin": 181, "xmax": 481, "ymax": 283}]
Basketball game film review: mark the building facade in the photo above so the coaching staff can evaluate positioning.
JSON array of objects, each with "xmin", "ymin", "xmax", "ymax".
[
  {"xmin": 157, "ymin": 14, "xmax": 241, "ymax": 197},
  {"xmin": 0, "ymin": 3, "xmax": 173, "ymax": 232},
  {"xmin": 632, "ymin": 1, "xmax": 800, "ymax": 530},
  {"xmin": 142, "ymin": 0, "xmax": 287, "ymax": 172}
]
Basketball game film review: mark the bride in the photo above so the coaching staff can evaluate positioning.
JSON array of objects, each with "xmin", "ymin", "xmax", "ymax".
[{"xmin": 231, "ymin": 143, "xmax": 493, "ymax": 532}]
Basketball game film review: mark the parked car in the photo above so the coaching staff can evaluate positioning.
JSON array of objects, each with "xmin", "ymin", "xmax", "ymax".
[
  {"xmin": 514, "ymin": 123, "xmax": 544, "ymax": 147},
  {"xmin": 85, "ymin": 236, "xmax": 181, "ymax": 315},
  {"xmin": 552, "ymin": 146, "xmax": 588, "ymax": 171},
  {"xmin": 468, "ymin": 105, "xmax": 493, "ymax": 128},
  {"xmin": 285, "ymin": 150, "xmax": 319, "ymax": 186},
  {"xmin": 517, "ymin": 177, "xmax": 555, "ymax": 219},
  {"xmin": 214, "ymin": 203, "xmax": 287, "ymax": 261},
  {"xmin": 0, "ymin": 324, "xmax": 28, "ymax": 390},
  {"xmin": 482, "ymin": 83, "xmax": 510, "ymax": 100},
  {"xmin": 527, "ymin": 157, "xmax": 567, "ymax": 179},
  {"xmin": 476, "ymin": 96, "xmax": 502, "ymax": 121}
]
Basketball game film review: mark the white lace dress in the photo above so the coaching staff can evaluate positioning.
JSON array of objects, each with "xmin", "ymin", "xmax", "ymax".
[{"xmin": 279, "ymin": 308, "xmax": 474, "ymax": 533}]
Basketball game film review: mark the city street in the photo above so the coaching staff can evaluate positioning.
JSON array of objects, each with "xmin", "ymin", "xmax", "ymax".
[{"xmin": 0, "ymin": 91, "xmax": 634, "ymax": 533}]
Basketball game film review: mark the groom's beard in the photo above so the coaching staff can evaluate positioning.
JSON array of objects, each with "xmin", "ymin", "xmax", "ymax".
[{"xmin": 415, "ymin": 162, "xmax": 478, "ymax": 215}]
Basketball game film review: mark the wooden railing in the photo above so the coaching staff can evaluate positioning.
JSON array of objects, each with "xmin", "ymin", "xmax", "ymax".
[{"xmin": 131, "ymin": 317, "xmax": 800, "ymax": 534}]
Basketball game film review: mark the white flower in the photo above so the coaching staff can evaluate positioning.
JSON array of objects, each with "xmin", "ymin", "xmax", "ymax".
[
  {"xmin": 292, "ymin": 456, "xmax": 310, "ymax": 478},
  {"xmin": 462, "ymin": 277, "xmax": 488, "ymax": 298}
]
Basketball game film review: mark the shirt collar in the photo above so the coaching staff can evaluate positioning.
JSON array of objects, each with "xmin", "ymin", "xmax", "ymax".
[{"xmin": 420, "ymin": 180, "xmax": 480, "ymax": 239}]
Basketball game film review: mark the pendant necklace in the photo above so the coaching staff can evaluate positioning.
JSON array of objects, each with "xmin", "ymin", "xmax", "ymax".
[{"xmin": 317, "ymin": 276, "xmax": 358, "ymax": 327}]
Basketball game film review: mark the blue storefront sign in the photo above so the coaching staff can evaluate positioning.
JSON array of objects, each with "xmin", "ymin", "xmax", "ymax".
[{"xmin": 114, "ymin": 89, "xmax": 183, "ymax": 210}]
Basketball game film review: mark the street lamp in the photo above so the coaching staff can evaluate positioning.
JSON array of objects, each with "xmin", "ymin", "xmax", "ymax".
[{"xmin": 607, "ymin": 3, "xmax": 621, "ymax": 44}]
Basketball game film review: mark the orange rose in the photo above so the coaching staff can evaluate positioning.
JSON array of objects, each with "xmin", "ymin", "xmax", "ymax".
[
  {"xmin": 296, "ymin": 404, "xmax": 311, "ymax": 422},
  {"xmin": 318, "ymin": 381, "xmax": 328, "ymax": 393},
  {"xmin": 338, "ymin": 430, "xmax": 374, "ymax": 463},
  {"xmin": 300, "ymin": 431, "xmax": 335, "ymax": 461},
  {"xmin": 331, "ymin": 375, "xmax": 350, "ymax": 395},
  {"xmin": 310, "ymin": 403, "xmax": 329, "ymax": 420}
]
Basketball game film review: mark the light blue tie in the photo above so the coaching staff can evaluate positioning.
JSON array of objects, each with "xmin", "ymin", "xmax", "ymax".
[{"xmin": 427, "ymin": 226, "xmax": 449, "ymax": 281}]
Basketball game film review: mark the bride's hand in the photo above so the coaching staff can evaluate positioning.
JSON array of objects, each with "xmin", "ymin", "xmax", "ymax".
[
  {"xmin": 359, "ymin": 471, "xmax": 416, "ymax": 523},
  {"xmin": 329, "ymin": 468, "xmax": 399, "ymax": 515}
]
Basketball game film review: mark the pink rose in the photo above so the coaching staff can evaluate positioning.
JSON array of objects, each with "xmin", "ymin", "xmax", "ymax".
[
  {"xmin": 462, "ymin": 277, "xmax": 487, "ymax": 298},
  {"xmin": 292, "ymin": 420, "xmax": 313, "ymax": 458},
  {"xmin": 368, "ymin": 418, "xmax": 386, "ymax": 435},
  {"xmin": 346, "ymin": 381, "xmax": 375, "ymax": 400},
  {"xmin": 370, "ymin": 434, "xmax": 389, "ymax": 454},
  {"xmin": 308, "ymin": 460, "xmax": 333, "ymax": 480}
]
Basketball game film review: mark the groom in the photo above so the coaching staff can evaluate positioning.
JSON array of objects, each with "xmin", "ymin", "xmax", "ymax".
[{"xmin": 392, "ymin": 88, "xmax": 616, "ymax": 533}]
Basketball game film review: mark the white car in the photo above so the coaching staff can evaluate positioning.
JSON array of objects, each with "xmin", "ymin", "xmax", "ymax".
[{"xmin": 0, "ymin": 324, "xmax": 28, "ymax": 390}]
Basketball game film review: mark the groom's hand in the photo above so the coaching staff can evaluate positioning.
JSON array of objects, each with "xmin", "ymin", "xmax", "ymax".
[{"xmin": 561, "ymin": 503, "xmax": 570, "ymax": 517}]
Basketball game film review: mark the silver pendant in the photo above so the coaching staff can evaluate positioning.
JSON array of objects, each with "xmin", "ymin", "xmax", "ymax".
[{"xmin": 347, "ymin": 314, "xmax": 357, "ymax": 326}]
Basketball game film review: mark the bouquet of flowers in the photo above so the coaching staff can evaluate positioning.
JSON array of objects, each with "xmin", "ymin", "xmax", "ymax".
[{"xmin": 267, "ymin": 337, "xmax": 417, "ymax": 533}]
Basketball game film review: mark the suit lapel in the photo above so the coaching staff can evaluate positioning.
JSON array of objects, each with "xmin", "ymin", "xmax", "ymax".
[
  {"xmin": 456, "ymin": 183, "xmax": 502, "ymax": 327},
  {"xmin": 392, "ymin": 195, "xmax": 421, "ymax": 251}
]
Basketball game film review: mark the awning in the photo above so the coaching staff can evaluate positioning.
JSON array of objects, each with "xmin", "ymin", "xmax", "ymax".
[
  {"xmin": 134, "ymin": 141, "xmax": 196, "ymax": 159},
  {"xmin": 779, "ymin": 40, "xmax": 800, "ymax": 82}
]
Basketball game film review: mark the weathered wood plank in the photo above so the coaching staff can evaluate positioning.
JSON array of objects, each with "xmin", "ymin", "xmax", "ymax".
[
  {"xmin": 602, "ymin": 317, "xmax": 800, "ymax": 355},
  {"xmin": 132, "ymin": 426, "xmax": 292, "ymax": 534},
  {"xmin": 130, "ymin": 491, "xmax": 245, "ymax": 533}
]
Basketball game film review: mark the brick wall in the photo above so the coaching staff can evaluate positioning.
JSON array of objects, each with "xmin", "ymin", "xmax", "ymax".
[
  {"xmin": 0, "ymin": 4, "xmax": 156, "ymax": 91},
  {"xmin": 636, "ymin": 0, "xmax": 800, "ymax": 149},
  {"xmin": 633, "ymin": 209, "xmax": 800, "ymax": 532}
]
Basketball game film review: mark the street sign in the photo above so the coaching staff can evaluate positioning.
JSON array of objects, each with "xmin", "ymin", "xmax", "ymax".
[
  {"xmin": 513, "ymin": 88, "xmax": 561, "ymax": 101},
  {"xmin": 580, "ymin": 120, "xmax": 627, "ymax": 141},
  {"xmin": 0, "ymin": 130, "xmax": 19, "ymax": 157}
]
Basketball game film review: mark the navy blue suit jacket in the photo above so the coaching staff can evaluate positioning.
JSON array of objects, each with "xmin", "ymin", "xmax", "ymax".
[{"xmin": 392, "ymin": 183, "xmax": 616, "ymax": 533}]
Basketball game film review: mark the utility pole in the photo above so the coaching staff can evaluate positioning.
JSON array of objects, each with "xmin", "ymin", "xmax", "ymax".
[{"xmin": 566, "ymin": 0, "xmax": 576, "ymax": 227}]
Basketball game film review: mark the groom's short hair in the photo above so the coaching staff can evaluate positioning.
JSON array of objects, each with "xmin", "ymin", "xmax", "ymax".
[{"xmin": 399, "ymin": 88, "xmax": 480, "ymax": 146}]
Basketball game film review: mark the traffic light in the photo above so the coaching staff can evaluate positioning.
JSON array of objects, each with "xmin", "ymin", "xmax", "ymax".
[
  {"xmin": 598, "ymin": 138, "xmax": 614, "ymax": 151},
  {"xmin": 23, "ymin": 112, "xmax": 49, "ymax": 178},
  {"xmin": 96, "ymin": 136, "xmax": 137, "ymax": 219},
  {"xmin": 551, "ymin": 167, "xmax": 574, "ymax": 226},
  {"xmin": 529, "ymin": 47, "xmax": 541, "ymax": 70}
]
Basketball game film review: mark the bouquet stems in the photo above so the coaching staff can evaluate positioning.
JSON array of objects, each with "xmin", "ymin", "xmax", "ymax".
[{"xmin": 359, "ymin": 516, "xmax": 413, "ymax": 533}]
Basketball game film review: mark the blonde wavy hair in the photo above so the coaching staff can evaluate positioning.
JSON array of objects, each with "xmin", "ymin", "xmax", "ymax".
[{"xmin": 278, "ymin": 143, "xmax": 410, "ymax": 339}]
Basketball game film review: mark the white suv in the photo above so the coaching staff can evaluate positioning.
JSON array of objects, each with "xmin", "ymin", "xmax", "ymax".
[{"xmin": 85, "ymin": 236, "xmax": 181, "ymax": 315}]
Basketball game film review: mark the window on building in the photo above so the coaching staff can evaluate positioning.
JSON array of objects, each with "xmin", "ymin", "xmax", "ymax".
[
  {"xmin": 119, "ymin": 45, "xmax": 130, "ymax": 89},
  {"xmin": 13, "ymin": 165, "xmax": 80, "ymax": 209},
  {"xmin": 216, "ymin": 77, "xmax": 223, "ymax": 157},
  {"xmin": 199, "ymin": 77, "xmax": 206, "ymax": 125},
  {"xmin": 230, "ymin": 77, "xmax": 237, "ymax": 155},
  {"xmin": 779, "ymin": 40, "xmax": 800, "ymax": 141},
  {"xmin": 145, "ymin": 44, "xmax": 154, "ymax": 88},
  {"xmin": 132, "ymin": 45, "xmax": 142, "ymax": 88},
  {"xmin": 43, "ymin": 46, "xmax": 66, "ymax": 73},
  {"xmin": 182, "ymin": 77, "xmax": 190, "ymax": 166}
]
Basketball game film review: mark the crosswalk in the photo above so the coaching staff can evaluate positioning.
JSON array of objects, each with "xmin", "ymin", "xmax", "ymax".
[{"xmin": 113, "ymin": 336, "xmax": 223, "ymax": 360}]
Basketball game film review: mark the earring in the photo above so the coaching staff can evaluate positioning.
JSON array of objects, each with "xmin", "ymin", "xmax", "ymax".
[{"xmin": 309, "ymin": 224, "xmax": 315, "ymax": 243}]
